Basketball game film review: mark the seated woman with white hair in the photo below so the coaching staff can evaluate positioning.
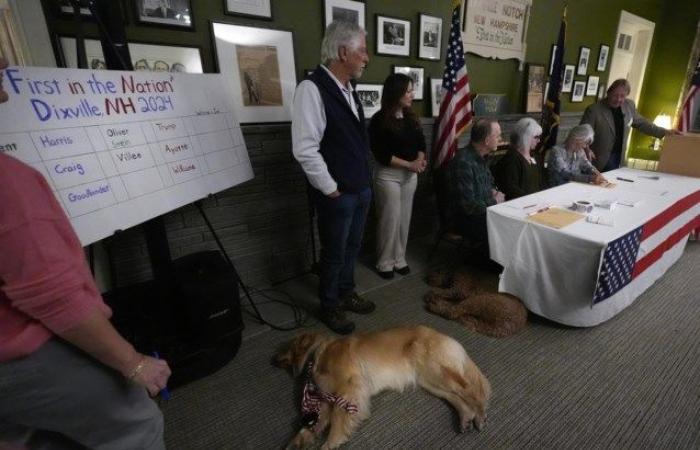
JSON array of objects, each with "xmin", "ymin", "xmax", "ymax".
[
  {"xmin": 547, "ymin": 124, "xmax": 608, "ymax": 187},
  {"xmin": 492, "ymin": 117, "xmax": 543, "ymax": 200}
]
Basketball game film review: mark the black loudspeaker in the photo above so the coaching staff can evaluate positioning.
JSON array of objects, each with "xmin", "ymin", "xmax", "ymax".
[{"xmin": 104, "ymin": 251, "xmax": 244, "ymax": 389}]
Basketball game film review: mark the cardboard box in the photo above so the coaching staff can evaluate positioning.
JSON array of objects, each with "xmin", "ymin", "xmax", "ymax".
[{"xmin": 658, "ymin": 133, "xmax": 700, "ymax": 178}]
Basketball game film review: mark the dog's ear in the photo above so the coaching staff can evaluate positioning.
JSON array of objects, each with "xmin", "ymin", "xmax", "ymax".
[{"xmin": 274, "ymin": 332, "xmax": 324, "ymax": 376}]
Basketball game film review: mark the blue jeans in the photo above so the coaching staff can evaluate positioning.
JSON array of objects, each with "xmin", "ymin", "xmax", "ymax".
[{"xmin": 314, "ymin": 187, "xmax": 371, "ymax": 309}]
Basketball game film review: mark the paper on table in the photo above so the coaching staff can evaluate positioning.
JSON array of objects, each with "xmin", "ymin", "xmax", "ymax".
[{"xmin": 527, "ymin": 207, "xmax": 585, "ymax": 229}]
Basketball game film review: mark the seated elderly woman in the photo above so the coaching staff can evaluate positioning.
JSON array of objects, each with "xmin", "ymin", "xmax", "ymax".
[
  {"xmin": 547, "ymin": 124, "xmax": 608, "ymax": 187},
  {"xmin": 492, "ymin": 117, "xmax": 543, "ymax": 200}
]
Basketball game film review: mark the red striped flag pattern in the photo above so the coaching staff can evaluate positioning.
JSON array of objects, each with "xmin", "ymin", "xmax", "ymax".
[
  {"xmin": 432, "ymin": 0, "xmax": 473, "ymax": 170},
  {"xmin": 677, "ymin": 57, "xmax": 700, "ymax": 132}
]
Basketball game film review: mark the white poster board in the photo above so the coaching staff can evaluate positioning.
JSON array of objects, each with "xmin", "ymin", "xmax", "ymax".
[
  {"xmin": 461, "ymin": 0, "xmax": 531, "ymax": 67},
  {"xmin": 0, "ymin": 66, "xmax": 253, "ymax": 245}
]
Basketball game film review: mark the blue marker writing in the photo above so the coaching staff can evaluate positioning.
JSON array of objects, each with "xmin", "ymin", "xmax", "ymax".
[{"xmin": 152, "ymin": 351, "xmax": 171, "ymax": 400}]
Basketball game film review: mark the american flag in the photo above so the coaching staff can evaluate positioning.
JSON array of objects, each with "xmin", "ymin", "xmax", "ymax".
[
  {"xmin": 541, "ymin": 8, "xmax": 566, "ymax": 152},
  {"xmin": 432, "ymin": 0, "xmax": 473, "ymax": 170},
  {"xmin": 677, "ymin": 56, "xmax": 700, "ymax": 132},
  {"xmin": 593, "ymin": 190, "xmax": 700, "ymax": 304}
]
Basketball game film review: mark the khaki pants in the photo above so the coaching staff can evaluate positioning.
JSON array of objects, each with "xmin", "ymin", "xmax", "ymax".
[{"xmin": 374, "ymin": 167, "xmax": 417, "ymax": 272}]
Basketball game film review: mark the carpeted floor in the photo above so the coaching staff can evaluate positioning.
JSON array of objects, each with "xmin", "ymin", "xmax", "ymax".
[{"xmin": 161, "ymin": 241, "xmax": 700, "ymax": 449}]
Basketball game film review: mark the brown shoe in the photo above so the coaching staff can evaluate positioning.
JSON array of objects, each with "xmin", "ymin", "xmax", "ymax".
[
  {"xmin": 320, "ymin": 307, "xmax": 355, "ymax": 334},
  {"xmin": 340, "ymin": 292, "xmax": 376, "ymax": 314}
]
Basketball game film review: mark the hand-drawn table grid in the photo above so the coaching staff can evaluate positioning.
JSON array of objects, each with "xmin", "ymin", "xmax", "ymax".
[{"xmin": 0, "ymin": 112, "xmax": 244, "ymax": 219}]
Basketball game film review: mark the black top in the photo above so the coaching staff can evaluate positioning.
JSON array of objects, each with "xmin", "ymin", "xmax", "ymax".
[
  {"xmin": 611, "ymin": 106, "xmax": 624, "ymax": 161},
  {"xmin": 368, "ymin": 114, "xmax": 427, "ymax": 167},
  {"xmin": 307, "ymin": 66, "xmax": 371, "ymax": 193},
  {"xmin": 491, "ymin": 149, "xmax": 541, "ymax": 200}
]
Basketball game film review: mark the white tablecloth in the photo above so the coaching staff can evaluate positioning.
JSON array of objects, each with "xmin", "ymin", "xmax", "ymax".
[{"xmin": 487, "ymin": 168, "xmax": 700, "ymax": 326}]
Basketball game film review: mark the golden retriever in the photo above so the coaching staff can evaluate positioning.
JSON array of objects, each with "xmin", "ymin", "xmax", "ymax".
[{"xmin": 275, "ymin": 325, "xmax": 490, "ymax": 449}]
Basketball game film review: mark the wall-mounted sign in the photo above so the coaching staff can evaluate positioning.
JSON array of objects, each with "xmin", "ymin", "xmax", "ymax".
[{"xmin": 461, "ymin": 0, "xmax": 531, "ymax": 68}]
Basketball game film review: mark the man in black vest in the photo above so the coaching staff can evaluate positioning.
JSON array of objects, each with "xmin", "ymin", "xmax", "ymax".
[{"xmin": 292, "ymin": 21, "xmax": 375, "ymax": 334}]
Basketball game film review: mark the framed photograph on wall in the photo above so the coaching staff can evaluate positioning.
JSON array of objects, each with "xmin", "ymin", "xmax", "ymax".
[
  {"xmin": 577, "ymin": 46, "xmax": 590, "ymax": 75},
  {"xmin": 571, "ymin": 80, "xmax": 586, "ymax": 102},
  {"xmin": 393, "ymin": 65, "xmax": 424, "ymax": 100},
  {"xmin": 134, "ymin": 0, "xmax": 193, "ymax": 29},
  {"xmin": 597, "ymin": 44, "xmax": 610, "ymax": 72},
  {"xmin": 562, "ymin": 64, "xmax": 575, "ymax": 93},
  {"xmin": 418, "ymin": 14, "xmax": 442, "ymax": 60},
  {"xmin": 586, "ymin": 75, "xmax": 599, "ymax": 97},
  {"xmin": 525, "ymin": 63, "xmax": 545, "ymax": 113},
  {"xmin": 548, "ymin": 44, "xmax": 557, "ymax": 75},
  {"xmin": 212, "ymin": 22, "xmax": 297, "ymax": 123},
  {"xmin": 324, "ymin": 0, "xmax": 365, "ymax": 28},
  {"xmin": 377, "ymin": 15, "xmax": 411, "ymax": 57},
  {"xmin": 57, "ymin": 36, "xmax": 204, "ymax": 73},
  {"xmin": 355, "ymin": 83, "xmax": 383, "ymax": 118},
  {"xmin": 225, "ymin": 0, "xmax": 272, "ymax": 20},
  {"xmin": 430, "ymin": 78, "xmax": 443, "ymax": 117}
]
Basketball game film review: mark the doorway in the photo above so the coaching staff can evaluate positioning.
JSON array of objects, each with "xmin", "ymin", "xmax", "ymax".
[{"xmin": 608, "ymin": 10, "xmax": 656, "ymax": 104}]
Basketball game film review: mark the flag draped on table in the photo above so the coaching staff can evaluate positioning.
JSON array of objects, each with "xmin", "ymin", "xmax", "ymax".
[
  {"xmin": 593, "ymin": 190, "xmax": 700, "ymax": 304},
  {"xmin": 432, "ymin": 0, "xmax": 473, "ymax": 170},
  {"xmin": 540, "ymin": 7, "xmax": 567, "ymax": 152},
  {"xmin": 677, "ymin": 56, "xmax": 700, "ymax": 132}
]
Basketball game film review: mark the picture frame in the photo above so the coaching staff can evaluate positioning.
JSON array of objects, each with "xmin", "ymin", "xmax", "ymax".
[
  {"xmin": 418, "ymin": 14, "xmax": 442, "ymax": 60},
  {"xmin": 598, "ymin": 83, "xmax": 607, "ymax": 100},
  {"xmin": 134, "ymin": 0, "xmax": 194, "ymax": 30},
  {"xmin": 324, "ymin": 0, "xmax": 365, "ymax": 28},
  {"xmin": 562, "ymin": 64, "xmax": 575, "ymax": 93},
  {"xmin": 355, "ymin": 83, "xmax": 383, "ymax": 118},
  {"xmin": 548, "ymin": 44, "xmax": 557, "ymax": 75},
  {"xmin": 430, "ymin": 78, "xmax": 443, "ymax": 117},
  {"xmin": 577, "ymin": 46, "xmax": 590, "ymax": 75},
  {"xmin": 57, "ymin": 36, "xmax": 204, "ymax": 73},
  {"xmin": 571, "ymin": 80, "xmax": 586, "ymax": 102},
  {"xmin": 525, "ymin": 63, "xmax": 545, "ymax": 113},
  {"xmin": 393, "ymin": 65, "xmax": 424, "ymax": 100},
  {"xmin": 377, "ymin": 15, "xmax": 411, "ymax": 57},
  {"xmin": 586, "ymin": 75, "xmax": 599, "ymax": 97},
  {"xmin": 224, "ymin": 0, "xmax": 272, "ymax": 20},
  {"xmin": 597, "ymin": 44, "xmax": 610, "ymax": 72},
  {"xmin": 212, "ymin": 22, "xmax": 297, "ymax": 123}
]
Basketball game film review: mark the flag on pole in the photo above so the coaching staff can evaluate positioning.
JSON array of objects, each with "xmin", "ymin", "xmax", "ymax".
[
  {"xmin": 540, "ymin": 7, "xmax": 567, "ymax": 152},
  {"xmin": 677, "ymin": 56, "xmax": 700, "ymax": 132},
  {"xmin": 432, "ymin": 0, "xmax": 473, "ymax": 170}
]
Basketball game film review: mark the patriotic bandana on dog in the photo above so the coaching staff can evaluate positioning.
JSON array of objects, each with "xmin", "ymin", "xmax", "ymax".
[{"xmin": 301, "ymin": 360, "xmax": 358, "ymax": 428}]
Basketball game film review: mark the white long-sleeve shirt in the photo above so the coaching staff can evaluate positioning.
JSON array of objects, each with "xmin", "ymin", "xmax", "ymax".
[{"xmin": 291, "ymin": 65, "xmax": 359, "ymax": 195}]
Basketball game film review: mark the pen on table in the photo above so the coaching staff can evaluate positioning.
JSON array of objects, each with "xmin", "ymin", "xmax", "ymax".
[
  {"xmin": 152, "ymin": 351, "xmax": 171, "ymax": 400},
  {"xmin": 522, "ymin": 203, "xmax": 537, "ymax": 209},
  {"xmin": 616, "ymin": 177, "xmax": 634, "ymax": 182}
]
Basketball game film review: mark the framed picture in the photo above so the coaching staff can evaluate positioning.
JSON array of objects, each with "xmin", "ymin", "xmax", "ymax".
[
  {"xmin": 430, "ymin": 78, "xmax": 443, "ymax": 117},
  {"xmin": 224, "ymin": 0, "xmax": 272, "ymax": 20},
  {"xmin": 577, "ymin": 46, "xmax": 590, "ymax": 75},
  {"xmin": 57, "ymin": 36, "xmax": 203, "ymax": 73},
  {"xmin": 377, "ymin": 15, "xmax": 411, "ymax": 57},
  {"xmin": 418, "ymin": 14, "xmax": 442, "ymax": 60},
  {"xmin": 562, "ymin": 64, "xmax": 575, "ymax": 93},
  {"xmin": 548, "ymin": 44, "xmax": 557, "ymax": 75},
  {"xmin": 586, "ymin": 75, "xmax": 599, "ymax": 97},
  {"xmin": 598, "ymin": 83, "xmax": 606, "ymax": 100},
  {"xmin": 571, "ymin": 81, "xmax": 586, "ymax": 102},
  {"xmin": 212, "ymin": 22, "xmax": 297, "ymax": 123},
  {"xmin": 393, "ymin": 65, "xmax": 424, "ymax": 100},
  {"xmin": 324, "ymin": 0, "xmax": 365, "ymax": 28},
  {"xmin": 525, "ymin": 63, "xmax": 545, "ymax": 113},
  {"xmin": 355, "ymin": 83, "xmax": 383, "ymax": 118},
  {"xmin": 597, "ymin": 44, "xmax": 610, "ymax": 72},
  {"xmin": 134, "ymin": 0, "xmax": 193, "ymax": 29}
]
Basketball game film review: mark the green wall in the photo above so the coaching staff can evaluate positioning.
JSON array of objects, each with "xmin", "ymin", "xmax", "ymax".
[{"xmin": 44, "ymin": 0, "xmax": 699, "ymax": 158}]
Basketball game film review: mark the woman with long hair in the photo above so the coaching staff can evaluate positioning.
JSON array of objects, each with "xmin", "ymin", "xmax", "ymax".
[
  {"xmin": 368, "ymin": 73, "xmax": 427, "ymax": 279},
  {"xmin": 492, "ymin": 117, "xmax": 543, "ymax": 200}
]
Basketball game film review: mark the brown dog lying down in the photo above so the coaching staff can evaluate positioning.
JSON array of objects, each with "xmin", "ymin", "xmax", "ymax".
[
  {"xmin": 275, "ymin": 326, "xmax": 491, "ymax": 450},
  {"xmin": 424, "ymin": 269, "xmax": 527, "ymax": 338}
]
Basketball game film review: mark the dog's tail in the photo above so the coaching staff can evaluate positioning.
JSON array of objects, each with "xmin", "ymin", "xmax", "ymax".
[{"xmin": 440, "ymin": 351, "xmax": 491, "ymax": 431}]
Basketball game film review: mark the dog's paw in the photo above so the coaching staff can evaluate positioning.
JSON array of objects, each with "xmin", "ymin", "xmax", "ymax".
[{"xmin": 472, "ymin": 414, "xmax": 486, "ymax": 432}]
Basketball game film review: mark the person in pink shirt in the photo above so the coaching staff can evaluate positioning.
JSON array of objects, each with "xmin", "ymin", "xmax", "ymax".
[{"xmin": 0, "ymin": 58, "xmax": 170, "ymax": 449}]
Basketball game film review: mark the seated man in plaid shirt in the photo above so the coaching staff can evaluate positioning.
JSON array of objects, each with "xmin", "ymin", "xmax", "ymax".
[{"xmin": 448, "ymin": 118, "xmax": 505, "ymax": 270}]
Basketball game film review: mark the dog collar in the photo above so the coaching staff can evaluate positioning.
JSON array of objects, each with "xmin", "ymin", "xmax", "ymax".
[{"xmin": 300, "ymin": 360, "xmax": 358, "ymax": 428}]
